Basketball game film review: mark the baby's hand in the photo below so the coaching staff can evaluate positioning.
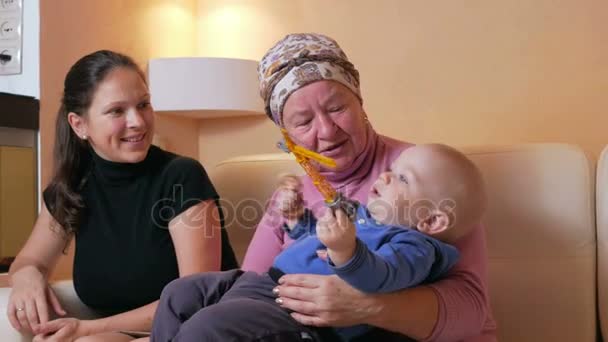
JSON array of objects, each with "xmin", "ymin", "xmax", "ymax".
[
  {"xmin": 317, "ymin": 208, "xmax": 357, "ymax": 266},
  {"xmin": 276, "ymin": 174, "xmax": 304, "ymax": 224}
]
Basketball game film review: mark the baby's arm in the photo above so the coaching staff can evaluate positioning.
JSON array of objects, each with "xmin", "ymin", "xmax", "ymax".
[
  {"xmin": 316, "ymin": 208, "xmax": 357, "ymax": 266},
  {"xmin": 330, "ymin": 229, "xmax": 460, "ymax": 293}
]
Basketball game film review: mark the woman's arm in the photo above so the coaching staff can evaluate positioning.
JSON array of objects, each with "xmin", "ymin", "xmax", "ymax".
[
  {"xmin": 9, "ymin": 204, "xmax": 68, "ymax": 281},
  {"xmin": 76, "ymin": 301, "xmax": 159, "ymax": 335},
  {"xmin": 275, "ymin": 225, "xmax": 490, "ymax": 341},
  {"xmin": 96, "ymin": 199, "xmax": 223, "ymax": 330},
  {"xmin": 241, "ymin": 215, "xmax": 285, "ymax": 273},
  {"xmin": 364, "ymin": 225, "xmax": 489, "ymax": 341},
  {"xmin": 241, "ymin": 191, "xmax": 288, "ymax": 273},
  {"xmin": 274, "ymin": 274, "xmax": 438, "ymax": 340},
  {"xmin": 167, "ymin": 199, "xmax": 222, "ymax": 275},
  {"xmin": 7, "ymin": 203, "xmax": 69, "ymax": 333},
  {"xmin": 40, "ymin": 200, "xmax": 225, "ymax": 338},
  {"xmin": 421, "ymin": 224, "xmax": 490, "ymax": 341}
]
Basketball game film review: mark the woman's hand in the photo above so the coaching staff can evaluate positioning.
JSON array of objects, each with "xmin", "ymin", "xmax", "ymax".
[
  {"xmin": 7, "ymin": 265, "xmax": 66, "ymax": 334},
  {"xmin": 33, "ymin": 318, "xmax": 90, "ymax": 342},
  {"xmin": 273, "ymin": 273, "xmax": 381, "ymax": 327}
]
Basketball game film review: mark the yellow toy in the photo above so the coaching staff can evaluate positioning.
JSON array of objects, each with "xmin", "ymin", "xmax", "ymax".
[{"xmin": 278, "ymin": 129, "xmax": 358, "ymax": 219}]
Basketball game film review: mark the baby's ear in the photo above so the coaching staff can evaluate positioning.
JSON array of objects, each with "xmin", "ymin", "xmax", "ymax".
[{"xmin": 416, "ymin": 210, "xmax": 451, "ymax": 236}]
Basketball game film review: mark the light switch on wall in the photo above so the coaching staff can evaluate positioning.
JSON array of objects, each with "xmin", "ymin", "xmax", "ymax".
[
  {"xmin": 0, "ymin": 0, "xmax": 20, "ymax": 11},
  {"xmin": 0, "ymin": 0, "xmax": 21, "ymax": 75}
]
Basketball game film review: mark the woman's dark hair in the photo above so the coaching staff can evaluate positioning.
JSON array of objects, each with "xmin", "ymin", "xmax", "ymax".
[{"xmin": 46, "ymin": 50, "xmax": 146, "ymax": 238}]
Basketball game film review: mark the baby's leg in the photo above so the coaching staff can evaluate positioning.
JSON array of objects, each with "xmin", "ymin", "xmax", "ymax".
[
  {"xmin": 171, "ymin": 272, "xmax": 331, "ymax": 341},
  {"xmin": 150, "ymin": 269, "xmax": 244, "ymax": 342},
  {"xmin": 173, "ymin": 297, "xmax": 321, "ymax": 342}
]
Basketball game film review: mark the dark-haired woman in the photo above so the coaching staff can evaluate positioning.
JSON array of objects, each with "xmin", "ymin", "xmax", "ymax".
[{"xmin": 5, "ymin": 50, "xmax": 237, "ymax": 341}]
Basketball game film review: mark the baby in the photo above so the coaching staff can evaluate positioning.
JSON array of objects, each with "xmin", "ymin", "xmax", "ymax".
[
  {"xmin": 151, "ymin": 143, "xmax": 487, "ymax": 342},
  {"xmin": 273, "ymin": 143, "xmax": 486, "ymax": 290}
]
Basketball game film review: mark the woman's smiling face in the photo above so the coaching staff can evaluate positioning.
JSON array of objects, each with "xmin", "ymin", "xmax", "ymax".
[{"xmin": 70, "ymin": 66, "xmax": 155, "ymax": 163}]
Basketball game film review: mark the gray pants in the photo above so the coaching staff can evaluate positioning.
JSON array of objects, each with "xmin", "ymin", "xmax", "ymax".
[{"xmin": 150, "ymin": 269, "xmax": 333, "ymax": 342}]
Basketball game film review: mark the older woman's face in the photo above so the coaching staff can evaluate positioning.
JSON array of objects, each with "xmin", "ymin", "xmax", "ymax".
[{"xmin": 282, "ymin": 81, "xmax": 368, "ymax": 172}]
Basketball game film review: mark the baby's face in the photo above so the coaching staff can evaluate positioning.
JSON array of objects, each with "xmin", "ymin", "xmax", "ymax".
[{"xmin": 367, "ymin": 146, "xmax": 452, "ymax": 227}]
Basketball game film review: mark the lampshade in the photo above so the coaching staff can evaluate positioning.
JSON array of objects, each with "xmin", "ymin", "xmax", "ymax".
[{"xmin": 148, "ymin": 57, "xmax": 264, "ymax": 118}]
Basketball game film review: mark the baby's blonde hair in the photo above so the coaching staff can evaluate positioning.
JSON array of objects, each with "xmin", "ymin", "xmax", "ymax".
[{"xmin": 417, "ymin": 144, "xmax": 487, "ymax": 242}]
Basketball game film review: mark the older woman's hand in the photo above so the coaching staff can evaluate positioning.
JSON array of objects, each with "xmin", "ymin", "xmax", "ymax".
[{"xmin": 273, "ymin": 273, "xmax": 381, "ymax": 327}]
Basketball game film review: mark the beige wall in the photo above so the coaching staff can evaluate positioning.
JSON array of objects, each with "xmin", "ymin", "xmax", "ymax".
[
  {"xmin": 40, "ymin": 0, "xmax": 607, "ymax": 278},
  {"xmin": 40, "ymin": 0, "xmax": 200, "ymax": 279},
  {"xmin": 196, "ymin": 0, "xmax": 608, "ymax": 171}
]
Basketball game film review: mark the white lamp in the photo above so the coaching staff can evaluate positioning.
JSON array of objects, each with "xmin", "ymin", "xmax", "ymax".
[{"xmin": 148, "ymin": 57, "xmax": 264, "ymax": 118}]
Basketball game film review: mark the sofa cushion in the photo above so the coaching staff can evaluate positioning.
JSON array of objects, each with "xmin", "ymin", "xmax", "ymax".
[
  {"xmin": 213, "ymin": 153, "xmax": 301, "ymax": 263},
  {"xmin": 463, "ymin": 144, "xmax": 596, "ymax": 341}
]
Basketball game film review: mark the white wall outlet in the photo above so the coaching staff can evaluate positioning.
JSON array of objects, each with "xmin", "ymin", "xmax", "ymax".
[{"xmin": 0, "ymin": 17, "xmax": 20, "ymax": 40}]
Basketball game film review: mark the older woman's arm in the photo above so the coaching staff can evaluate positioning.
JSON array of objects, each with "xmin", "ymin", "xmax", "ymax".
[
  {"xmin": 276, "ymin": 225, "xmax": 491, "ymax": 341},
  {"xmin": 241, "ymin": 216, "xmax": 287, "ymax": 273},
  {"xmin": 422, "ymin": 224, "xmax": 490, "ymax": 341},
  {"xmin": 242, "ymin": 191, "xmax": 289, "ymax": 273},
  {"xmin": 276, "ymin": 274, "xmax": 439, "ymax": 339},
  {"xmin": 370, "ymin": 224, "xmax": 489, "ymax": 341}
]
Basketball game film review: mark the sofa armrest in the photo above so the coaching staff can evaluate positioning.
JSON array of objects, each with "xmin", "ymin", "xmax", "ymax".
[{"xmin": 0, "ymin": 280, "xmax": 100, "ymax": 342}]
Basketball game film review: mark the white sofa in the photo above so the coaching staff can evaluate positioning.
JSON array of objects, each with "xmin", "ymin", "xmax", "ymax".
[
  {"xmin": 0, "ymin": 143, "xmax": 604, "ymax": 341},
  {"xmin": 214, "ymin": 144, "xmax": 599, "ymax": 342}
]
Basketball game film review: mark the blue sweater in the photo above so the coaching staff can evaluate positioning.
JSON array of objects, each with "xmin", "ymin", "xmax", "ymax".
[
  {"xmin": 273, "ymin": 206, "xmax": 459, "ymax": 340},
  {"xmin": 274, "ymin": 205, "xmax": 460, "ymax": 294}
]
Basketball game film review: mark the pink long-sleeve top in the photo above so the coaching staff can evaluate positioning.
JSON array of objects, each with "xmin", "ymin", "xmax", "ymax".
[{"xmin": 241, "ymin": 133, "xmax": 497, "ymax": 341}]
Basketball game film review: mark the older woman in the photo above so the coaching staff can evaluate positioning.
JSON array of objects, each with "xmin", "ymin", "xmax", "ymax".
[
  {"xmin": 242, "ymin": 33, "xmax": 497, "ymax": 341},
  {"xmin": 6, "ymin": 50, "xmax": 237, "ymax": 342}
]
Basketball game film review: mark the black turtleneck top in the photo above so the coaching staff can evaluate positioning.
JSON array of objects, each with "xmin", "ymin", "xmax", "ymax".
[{"xmin": 43, "ymin": 146, "xmax": 237, "ymax": 314}]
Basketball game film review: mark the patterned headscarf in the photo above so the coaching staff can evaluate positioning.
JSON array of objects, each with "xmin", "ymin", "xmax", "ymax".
[{"xmin": 258, "ymin": 33, "xmax": 362, "ymax": 126}]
